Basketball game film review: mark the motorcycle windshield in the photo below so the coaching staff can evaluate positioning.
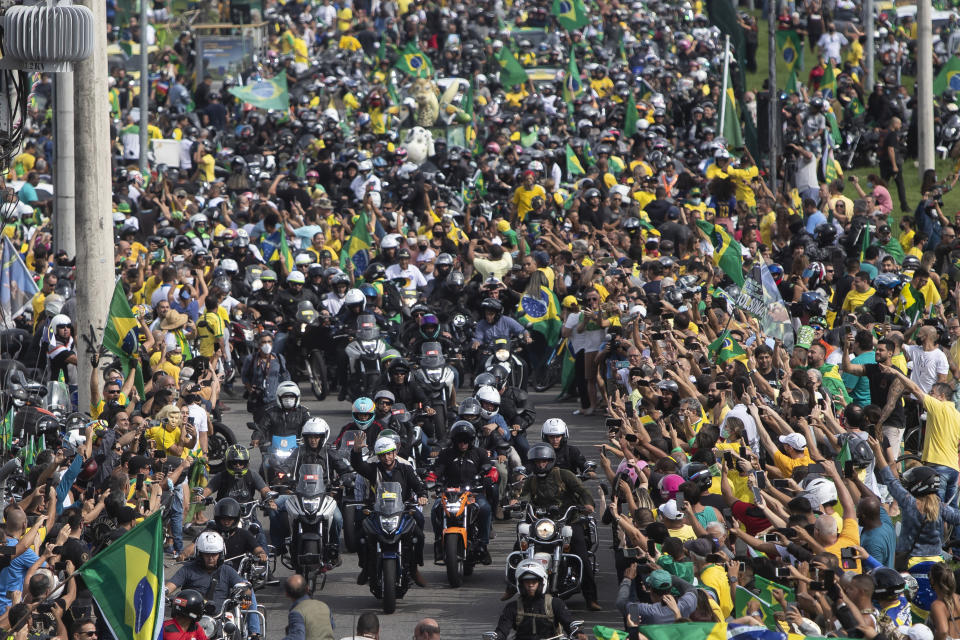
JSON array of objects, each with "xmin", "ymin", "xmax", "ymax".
[
  {"xmin": 338, "ymin": 430, "xmax": 361, "ymax": 454},
  {"xmin": 296, "ymin": 308, "xmax": 317, "ymax": 324},
  {"xmin": 45, "ymin": 381, "xmax": 69, "ymax": 412},
  {"xmin": 295, "ymin": 464, "xmax": 326, "ymax": 497},
  {"xmin": 271, "ymin": 435, "xmax": 298, "ymax": 455},
  {"xmin": 356, "ymin": 314, "xmax": 379, "ymax": 341},
  {"xmin": 373, "ymin": 482, "xmax": 404, "ymax": 516}
]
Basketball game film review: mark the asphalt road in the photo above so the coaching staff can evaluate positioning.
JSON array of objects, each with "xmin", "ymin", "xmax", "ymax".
[{"xmin": 170, "ymin": 388, "xmax": 621, "ymax": 640}]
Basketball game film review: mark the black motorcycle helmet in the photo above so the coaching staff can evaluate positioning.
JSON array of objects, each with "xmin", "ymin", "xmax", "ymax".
[
  {"xmin": 847, "ymin": 437, "xmax": 875, "ymax": 468},
  {"xmin": 480, "ymin": 297, "xmax": 503, "ymax": 321},
  {"xmin": 527, "ymin": 443, "xmax": 557, "ymax": 478},
  {"xmin": 902, "ymin": 465, "xmax": 941, "ymax": 496},
  {"xmin": 458, "ymin": 397, "xmax": 482, "ymax": 424},
  {"xmin": 871, "ymin": 567, "xmax": 906, "ymax": 600},
  {"xmin": 214, "ymin": 497, "xmax": 242, "ymax": 531},
  {"xmin": 449, "ymin": 420, "xmax": 476, "ymax": 446},
  {"xmin": 486, "ymin": 364, "xmax": 510, "ymax": 390},
  {"xmin": 388, "ymin": 357, "xmax": 411, "ymax": 379},
  {"xmin": 473, "ymin": 372, "xmax": 498, "ymax": 391},
  {"xmin": 172, "ymin": 589, "xmax": 205, "ymax": 621},
  {"xmin": 814, "ymin": 223, "xmax": 837, "ymax": 245}
]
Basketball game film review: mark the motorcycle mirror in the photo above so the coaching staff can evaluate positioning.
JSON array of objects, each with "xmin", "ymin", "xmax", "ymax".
[
  {"xmin": 203, "ymin": 602, "xmax": 217, "ymax": 616},
  {"xmin": 223, "ymin": 622, "xmax": 237, "ymax": 635},
  {"xmin": 514, "ymin": 466, "xmax": 528, "ymax": 476}
]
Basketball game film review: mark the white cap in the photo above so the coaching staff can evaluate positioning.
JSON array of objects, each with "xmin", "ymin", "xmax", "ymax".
[
  {"xmin": 907, "ymin": 626, "xmax": 934, "ymax": 640},
  {"xmin": 779, "ymin": 433, "xmax": 807, "ymax": 450},
  {"xmin": 659, "ymin": 499, "xmax": 684, "ymax": 521}
]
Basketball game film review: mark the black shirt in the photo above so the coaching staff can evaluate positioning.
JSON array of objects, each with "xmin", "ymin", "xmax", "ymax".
[
  {"xmin": 206, "ymin": 470, "xmax": 267, "ymax": 502},
  {"xmin": 863, "ymin": 364, "xmax": 905, "ymax": 428}
]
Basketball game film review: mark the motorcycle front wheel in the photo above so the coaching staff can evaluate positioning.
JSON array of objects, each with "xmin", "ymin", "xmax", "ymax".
[
  {"xmin": 342, "ymin": 506, "xmax": 359, "ymax": 553},
  {"xmin": 382, "ymin": 557, "xmax": 398, "ymax": 614},
  {"xmin": 532, "ymin": 353, "xmax": 562, "ymax": 392},
  {"xmin": 309, "ymin": 350, "xmax": 328, "ymax": 401},
  {"xmin": 444, "ymin": 533, "xmax": 464, "ymax": 588}
]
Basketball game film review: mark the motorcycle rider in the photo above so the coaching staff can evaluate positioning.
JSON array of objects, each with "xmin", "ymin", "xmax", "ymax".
[
  {"xmin": 471, "ymin": 298, "xmax": 532, "ymax": 355},
  {"xmin": 485, "ymin": 365, "xmax": 535, "ymax": 459},
  {"xmin": 506, "ymin": 444, "xmax": 600, "ymax": 611},
  {"xmin": 250, "ymin": 381, "xmax": 311, "ymax": 452},
  {"xmin": 351, "ymin": 432, "xmax": 428, "ymax": 587},
  {"xmin": 404, "ymin": 313, "xmax": 458, "ymax": 359},
  {"xmin": 424, "ymin": 420, "xmax": 497, "ymax": 565},
  {"xmin": 379, "ymin": 357, "xmax": 433, "ymax": 411},
  {"xmin": 322, "ymin": 273, "xmax": 351, "ymax": 315},
  {"xmin": 332, "ymin": 397, "xmax": 377, "ymax": 446},
  {"xmin": 459, "ymin": 397, "xmax": 517, "ymax": 516},
  {"xmin": 493, "ymin": 559, "xmax": 587, "ymax": 640},
  {"xmin": 423, "ymin": 253, "xmax": 456, "ymax": 299},
  {"xmin": 541, "ymin": 418, "xmax": 589, "ymax": 476},
  {"xmin": 248, "ymin": 269, "xmax": 281, "ymax": 324},
  {"xmin": 163, "ymin": 589, "xmax": 207, "ymax": 640},
  {"xmin": 334, "ymin": 288, "xmax": 368, "ymax": 400},
  {"xmin": 182, "ymin": 497, "xmax": 269, "ymax": 568},
  {"xmin": 201, "ymin": 445, "xmax": 276, "ymax": 552},
  {"xmin": 165, "ymin": 532, "xmax": 262, "ymax": 639}
]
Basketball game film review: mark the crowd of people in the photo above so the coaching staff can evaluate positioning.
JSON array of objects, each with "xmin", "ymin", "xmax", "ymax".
[{"xmin": 4, "ymin": 0, "xmax": 960, "ymax": 638}]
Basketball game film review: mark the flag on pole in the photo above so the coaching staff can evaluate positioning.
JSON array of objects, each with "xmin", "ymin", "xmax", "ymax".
[
  {"xmin": 696, "ymin": 220, "xmax": 746, "ymax": 285},
  {"xmin": 722, "ymin": 82, "xmax": 744, "ymax": 148},
  {"xmin": 551, "ymin": 0, "xmax": 589, "ymax": 30},
  {"xmin": 279, "ymin": 229, "xmax": 295, "ymax": 273},
  {"xmin": 897, "ymin": 283, "xmax": 927, "ymax": 324},
  {"xmin": 624, "ymin": 90, "xmax": 639, "ymax": 137},
  {"xmin": 495, "ymin": 48, "xmax": 528, "ymax": 87},
  {"xmin": 785, "ymin": 68, "xmax": 798, "ymax": 93},
  {"xmin": 0, "ymin": 236, "xmax": 39, "ymax": 327},
  {"xmin": 708, "ymin": 331, "xmax": 749, "ymax": 364},
  {"xmin": 776, "ymin": 30, "xmax": 801, "ymax": 72},
  {"xmin": 103, "ymin": 280, "xmax": 145, "ymax": 396},
  {"xmin": 517, "ymin": 285, "xmax": 562, "ymax": 345},
  {"xmin": 78, "ymin": 512, "xmax": 165, "ymax": 640},
  {"xmin": 563, "ymin": 51, "xmax": 584, "ymax": 104},
  {"xmin": 394, "ymin": 41, "xmax": 434, "ymax": 78},
  {"xmin": 228, "ymin": 75, "xmax": 290, "ymax": 111},
  {"xmin": 820, "ymin": 62, "xmax": 837, "ymax": 97},
  {"xmin": 934, "ymin": 56, "xmax": 960, "ymax": 94},
  {"xmin": 565, "ymin": 144, "xmax": 585, "ymax": 176},
  {"xmin": 339, "ymin": 212, "xmax": 373, "ymax": 273}
]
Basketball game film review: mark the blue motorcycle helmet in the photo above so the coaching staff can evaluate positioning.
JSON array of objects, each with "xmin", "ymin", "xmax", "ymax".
[{"xmin": 352, "ymin": 397, "xmax": 375, "ymax": 428}]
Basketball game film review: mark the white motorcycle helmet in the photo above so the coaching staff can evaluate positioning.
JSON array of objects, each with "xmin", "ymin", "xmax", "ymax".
[
  {"xmin": 541, "ymin": 418, "xmax": 568, "ymax": 444},
  {"xmin": 803, "ymin": 477, "xmax": 838, "ymax": 508},
  {"xmin": 475, "ymin": 385, "xmax": 501, "ymax": 419},
  {"xmin": 195, "ymin": 530, "xmax": 225, "ymax": 565},
  {"xmin": 301, "ymin": 417, "xmax": 330, "ymax": 448},
  {"xmin": 515, "ymin": 558, "xmax": 548, "ymax": 594},
  {"xmin": 276, "ymin": 381, "xmax": 301, "ymax": 410},
  {"xmin": 373, "ymin": 436, "xmax": 397, "ymax": 456},
  {"xmin": 344, "ymin": 288, "xmax": 366, "ymax": 308}
]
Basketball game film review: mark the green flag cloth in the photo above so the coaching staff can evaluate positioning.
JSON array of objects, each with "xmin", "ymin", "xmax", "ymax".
[
  {"xmin": 102, "ymin": 279, "xmax": 145, "ymax": 396},
  {"xmin": 496, "ymin": 48, "xmax": 528, "ymax": 87},
  {"xmin": 228, "ymin": 74, "xmax": 290, "ymax": 111},
  {"xmin": 78, "ymin": 512, "xmax": 165, "ymax": 640},
  {"xmin": 696, "ymin": 220, "xmax": 745, "ymax": 285},
  {"xmin": 560, "ymin": 341, "xmax": 576, "ymax": 394},
  {"xmin": 821, "ymin": 62, "xmax": 837, "ymax": 97},
  {"xmin": 705, "ymin": 0, "xmax": 746, "ymax": 88},
  {"xmin": 394, "ymin": 41, "xmax": 434, "ymax": 78},
  {"xmin": 551, "ymin": 0, "xmax": 588, "ymax": 30},
  {"xmin": 624, "ymin": 90, "xmax": 639, "ymax": 137},
  {"xmin": 826, "ymin": 110, "xmax": 842, "ymax": 146},
  {"xmin": 837, "ymin": 440, "xmax": 852, "ymax": 467},
  {"xmin": 819, "ymin": 364, "xmax": 852, "ymax": 405},
  {"xmin": 897, "ymin": 283, "xmax": 926, "ymax": 325},
  {"xmin": 339, "ymin": 212, "xmax": 373, "ymax": 273},
  {"xmin": 633, "ymin": 622, "xmax": 727, "ymax": 640},
  {"xmin": 517, "ymin": 285, "xmax": 562, "ymax": 345},
  {"xmin": 753, "ymin": 575, "xmax": 796, "ymax": 607},
  {"xmin": 564, "ymin": 50, "xmax": 584, "ymax": 104},
  {"xmin": 565, "ymin": 144, "xmax": 585, "ymax": 176},
  {"xmin": 786, "ymin": 68, "xmax": 798, "ymax": 93},
  {"xmin": 279, "ymin": 228, "xmax": 295, "ymax": 273},
  {"xmin": 0, "ymin": 407, "xmax": 11, "ymax": 448},
  {"xmin": 594, "ymin": 627, "xmax": 630, "ymax": 640},
  {"xmin": 722, "ymin": 73, "xmax": 744, "ymax": 148},
  {"xmin": 733, "ymin": 586, "xmax": 780, "ymax": 631},
  {"xmin": 776, "ymin": 29, "xmax": 801, "ymax": 72},
  {"xmin": 708, "ymin": 331, "xmax": 748, "ymax": 364},
  {"xmin": 934, "ymin": 56, "xmax": 960, "ymax": 94},
  {"xmin": 884, "ymin": 237, "xmax": 905, "ymax": 264}
]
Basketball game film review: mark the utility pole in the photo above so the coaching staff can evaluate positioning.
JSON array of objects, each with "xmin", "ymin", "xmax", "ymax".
[
  {"xmin": 918, "ymin": 0, "xmax": 935, "ymax": 178},
  {"xmin": 53, "ymin": 71, "xmax": 75, "ymax": 257},
  {"xmin": 138, "ymin": 0, "xmax": 148, "ymax": 174},
  {"xmin": 864, "ymin": 0, "xmax": 875, "ymax": 92},
  {"xmin": 74, "ymin": 0, "xmax": 114, "ymax": 412},
  {"xmin": 768, "ymin": 0, "xmax": 778, "ymax": 192}
]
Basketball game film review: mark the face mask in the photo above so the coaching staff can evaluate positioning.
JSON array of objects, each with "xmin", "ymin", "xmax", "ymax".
[
  {"xmin": 690, "ymin": 197, "xmax": 701, "ymax": 205},
  {"xmin": 168, "ymin": 353, "xmax": 183, "ymax": 365},
  {"xmin": 281, "ymin": 396, "xmax": 296, "ymax": 410},
  {"xmin": 261, "ymin": 343, "xmax": 273, "ymax": 355}
]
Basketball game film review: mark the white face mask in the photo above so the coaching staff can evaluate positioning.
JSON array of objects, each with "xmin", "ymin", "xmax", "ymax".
[
  {"xmin": 260, "ymin": 343, "xmax": 273, "ymax": 355},
  {"xmin": 281, "ymin": 396, "xmax": 297, "ymax": 410}
]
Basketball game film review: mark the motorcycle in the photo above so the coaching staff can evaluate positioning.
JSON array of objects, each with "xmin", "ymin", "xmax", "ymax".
[
  {"xmin": 480, "ymin": 337, "xmax": 528, "ymax": 390},
  {"xmin": 505, "ymin": 503, "xmax": 593, "ymax": 599},
  {"xmin": 412, "ymin": 342, "xmax": 456, "ymax": 441},
  {"xmin": 262, "ymin": 434, "xmax": 299, "ymax": 491},
  {"xmin": 284, "ymin": 464, "xmax": 340, "ymax": 592},
  {"xmin": 228, "ymin": 312, "xmax": 257, "ymax": 384},
  {"xmin": 448, "ymin": 313, "xmax": 475, "ymax": 386},
  {"xmin": 938, "ymin": 112, "xmax": 960, "ymax": 159},
  {"xmin": 286, "ymin": 301, "xmax": 329, "ymax": 401},
  {"xmin": 230, "ymin": 552, "xmax": 271, "ymax": 590},
  {"xmin": 196, "ymin": 582, "xmax": 265, "ymax": 640},
  {"xmin": 435, "ymin": 481, "xmax": 484, "ymax": 588},
  {"xmin": 362, "ymin": 481, "xmax": 420, "ymax": 613},
  {"xmin": 344, "ymin": 314, "xmax": 387, "ymax": 400},
  {"xmin": 329, "ymin": 430, "xmax": 363, "ymax": 553}
]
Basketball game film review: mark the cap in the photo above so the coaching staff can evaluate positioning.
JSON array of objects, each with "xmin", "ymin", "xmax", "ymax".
[
  {"xmin": 683, "ymin": 538, "xmax": 716, "ymax": 557},
  {"xmin": 906, "ymin": 626, "xmax": 935, "ymax": 640},
  {"xmin": 496, "ymin": 219, "xmax": 511, "ymax": 233},
  {"xmin": 645, "ymin": 569, "xmax": 673, "ymax": 590},
  {"xmin": 779, "ymin": 433, "xmax": 807, "ymax": 450},
  {"xmin": 659, "ymin": 499, "xmax": 685, "ymax": 520},
  {"xmin": 561, "ymin": 295, "xmax": 579, "ymax": 308},
  {"xmin": 287, "ymin": 271, "xmax": 306, "ymax": 284},
  {"xmin": 128, "ymin": 455, "xmax": 151, "ymax": 473}
]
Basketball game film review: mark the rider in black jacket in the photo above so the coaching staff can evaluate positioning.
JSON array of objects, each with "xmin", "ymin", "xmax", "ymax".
[
  {"xmin": 541, "ymin": 418, "xmax": 589, "ymax": 475},
  {"xmin": 494, "ymin": 559, "xmax": 586, "ymax": 640},
  {"xmin": 250, "ymin": 381, "xmax": 311, "ymax": 448}
]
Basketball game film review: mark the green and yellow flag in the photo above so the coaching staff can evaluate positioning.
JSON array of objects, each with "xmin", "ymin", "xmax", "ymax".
[
  {"xmin": 517, "ymin": 285, "xmax": 562, "ymax": 345},
  {"xmin": 278, "ymin": 229, "xmax": 295, "ymax": 273},
  {"xmin": 708, "ymin": 331, "xmax": 748, "ymax": 365},
  {"xmin": 897, "ymin": 283, "xmax": 926, "ymax": 325},
  {"xmin": 102, "ymin": 279, "xmax": 145, "ymax": 396},
  {"xmin": 819, "ymin": 364, "xmax": 852, "ymax": 405},
  {"xmin": 496, "ymin": 47, "xmax": 528, "ymax": 87},
  {"xmin": 78, "ymin": 512, "xmax": 165, "ymax": 640},
  {"xmin": 733, "ymin": 587, "xmax": 780, "ymax": 631},
  {"xmin": 228, "ymin": 75, "xmax": 290, "ymax": 111},
  {"xmin": 565, "ymin": 144, "xmax": 585, "ymax": 176},
  {"xmin": 339, "ymin": 211, "xmax": 373, "ymax": 273},
  {"xmin": 624, "ymin": 90, "xmax": 639, "ymax": 137},
  {"xmin": 821, "ymin": 62, "xmax": 837, "ymax": 97},
  {"xmin": 551, "ymin": 0, "xmax": 588, "ymax": 30},
  {"xmin": 631, "ymin": 622, "xmax": 727, "ymax": 640},
  {"xmin": 564, "ymin": 51, "xmax": 584, "ymax": 103},
  {"xmin": 775, "ymin": 30, "xmax": 801, "ymax": 73},
  {"xmin": 753, "ymin": 575, "xmax": 796, "ymax": 607},
  {"xmin": 0, "ymin": 407, "xmax": 11, "ymax": 448},
  {"xmin": 934, "ymin": 56, "xmax": 960, "ymax": 94},
  {"xmin": 696, "ymin": 219, "xmax": 745, "ymax": 286},
  {"xmin": 394, "ymin": 41, "xmax": 434, "ymax": 78}
]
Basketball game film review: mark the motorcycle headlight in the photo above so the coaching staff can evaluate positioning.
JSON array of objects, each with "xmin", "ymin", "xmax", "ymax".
[
  {"xmin": 276, "ymin": 450, "xmax": 293, "ymax": 459},
  {"xmin": 446, "ymin": 501, "xmax": 461, "ymax": 513},
  {"xmin": 534, "ymin": 519, "xmax": 556, "ymax": 540},
  {"xmin": 380, "ymin": 514, "xmax": 400, "ymax": 533},
  {"xmin": 495, "ymin": 349, "xmax": 509, "ymax": 362},
  {"xmin": 302, "ymin": 497, "xmax": 321, "ymax": 514},
  {"xmin": 427, "ymin": 368, "xmax": 443, "ymax": 379},
  {"xmin": 361, "ymin": 340, "xmax": 377, "ymax": 351},
  {"xmin": 243, "ymin": 329, "xmax": 254, "ymax": 342}
]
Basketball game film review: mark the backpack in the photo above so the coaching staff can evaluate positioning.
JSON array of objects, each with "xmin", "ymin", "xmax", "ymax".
[{"xmin": 515, "ymin": 594, "xmax": 562, "ymax": 636}]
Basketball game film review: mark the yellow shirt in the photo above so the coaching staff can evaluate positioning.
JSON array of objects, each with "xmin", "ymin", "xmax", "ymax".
[
  {"xmin": 589, "ymin": 77, "xmax": 614, "ymax": 98},
  {"xmin": 504, "ymin": 87, "xmax": 529, "ymax": 108},
  {"xmin": 773, "ymin": 448, "xmax": 814, "ymax": 477},
  {"xmin": 145, "ymin": 425, "xmax": 188, "ymax": 458},
  {"xmin": 728, "ymin": 165, "xmax": 760, "ymax": 208},
  {"xmin": 663, "ymin": 523, "xmax": 697, "ymax": 542},
  {"xmin": 196, "ymin": 310, "xmax": 224, "ymax": 358},
  {"xmin": 842, "ymin": 287, "xmax": 875, "ymax": 313},
  {"xmin": 922, "ymin": 395, "xmax": 960, "ymax": 470},
  {"xmin": 91, "ymin": 392, "xmax": 129, "ymax": 418},
  {"xmin": 824, "ymin": 518, "xmax": 862, "ymax": 571},
  {"xmin": 900, "ymin": 229, "xmax": 916, "ymax": 251},
  {"xmin": 337, "ymin": 7, "xmax": 353, "ymax": 30},
  {"xmin": 149, "ymin": 351, "xmax": 181, "ymax": 385},
  {"xmin": 846, "ymin": 39, "xmax": 864, "ymax": 66},
  {"xmin": 759, "ymin": 210, "xmax": 777, "ymax": 246},
  {"xmin": 199, "ymin": 154, "xmax": 215, "ymax": 182},
  {"xmin": 13, "ymin": 152, "xmax": 35, "ymax": 178},
  {"xmin": 512, "ymin": 184, "xmax": 546, "ymax": 222},
  {"xmin": 31, "ymin": 292, "xmax": 45, "ymax": 332},
  {"xmin": 701, "ymin": 564, "xmax": 733, "ymax": 618}
]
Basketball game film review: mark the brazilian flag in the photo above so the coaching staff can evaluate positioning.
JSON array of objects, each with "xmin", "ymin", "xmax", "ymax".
[
  {"xmin": 394, "ymin": 41, "xmax": 434, "ymax": 78},
  {"xmin": 934, "ymin": 56, "xmax": 960, "ymax": 94},
  {"xmin": 708, "ymin": 331, "xmax": 748, "ymax": 365},
  {"xmin": 564, "ymin": 50, "xmax": 583, "ymax": 102},
  {"xmin": 496, "ymin": 48, "xmax": 528, "ymax": 87},
  {"xmin": 776, "ymin": 30, "xmax": 801, "ymax": 73},
  {"xmin": 897, "ymin": 283, "xmax": 926, "ymax": 325},
  {"xmin": 617, "ymin": 622, "xmax": 728, "ymax": 640},
  {"xmin": 228, "ymin": 74, "xmax": 289, "ymax": 111},
  {"xmin": 695, "ymin": 220, "xmax": 745, "ymax": 286},
  {"xmin": 102, "ymin": 279, "xmax": 145, "ymax": 396},
  {"xmin": 517, "ymin": 285, "xmax": 562, "ymax": 345},
  {"xmin": 624, "ymin": 90, "xmax": 639, "ymax": 137},
  {"xmin": 78, "ymin": 512, "xmax": 165, "ymax": 640},
  {"xmin": 551, "ymin": 0, "xmax": 588, "ymax": 31},
  {"xmin": 821, "ymin": 62, "xmax": 837, "ymax": 98},
  {"xmin": 339, "ymin": 211, "xmax": 373, "ymax": 273},
  {"xmin": 565, "ymin": 144, "xmax": 585, "ymax": 176}
]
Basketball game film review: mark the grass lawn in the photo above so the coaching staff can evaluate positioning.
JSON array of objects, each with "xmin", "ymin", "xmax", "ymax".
[{"xmin": 741, "ymin": 10, "xmax": 960, "ymax": 219}]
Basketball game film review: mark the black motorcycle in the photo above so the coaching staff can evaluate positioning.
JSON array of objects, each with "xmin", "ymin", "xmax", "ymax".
[
  {"xmin": 411, "ymin": 342, "xmax": 457, "ymax": 440},
  {"xmin": 361, "ymin": 481, "xmax": 420, "ymax": 613},
  {"xmin": 329, "ymin": 430, "xmax": 363, "ymax": 553},
  {"xmin": 284, "ymin": 464, "xmax": 340, "ymax": 592},
  {"xmin": 286, "ymin": 301, "xmax": 329, "ymax": 401}
]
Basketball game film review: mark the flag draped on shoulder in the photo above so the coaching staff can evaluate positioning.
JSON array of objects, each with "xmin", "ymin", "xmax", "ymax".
[
  {"xmin": 394, "ymin": 41, "xmax": 434, "ymax": 78},
  {"xmin": 696, "ymin": 220, "xmax": 745, "ymax": 285},
  {"xmin": 103, "ymin": 279, "xmax": 145, "ymax": 396},
  {"xmin": 228, "ymin": 75, "xmax": 290, "ymax": 111},
  {"xmin": 339, "ymin": 212, "xmax": 373, "ymax": 273},
  {"xmin": 78, "ymin": 511, "xmax": 165, "ymax": 640},
  {"xmin": 897, "ymin": 283, "xmax": 926, "ymax": 324},
  {"xmin": 565, "ymin": 144, "xmax": 585, "ymax": 176},
  {"xmin": 517, "ymin": 285, "xmax": 562, "ymax": 345}
]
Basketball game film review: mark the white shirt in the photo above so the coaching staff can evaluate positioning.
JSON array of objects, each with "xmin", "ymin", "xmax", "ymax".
[
  {"xmin": 385, "ymin": 263, "xmax": 427, "ymax": 290},
  {"xmin": 722, "ymin": 404, "xmax": 760, "ymax": 457},
  {"xmin": 151, "ymin": 284, "xmax": 174, "ymax": 307},
  {"xmin": 816, "ymin": 31, "xmax": 848, "ymax": 64},
  {"xmin": 903, "ymin": 344, "xmax": 950, "ymax": 393},
  {"xmin": 186, "ymin": 403, "xmax": 209, "ymax": 455}
]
